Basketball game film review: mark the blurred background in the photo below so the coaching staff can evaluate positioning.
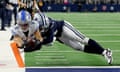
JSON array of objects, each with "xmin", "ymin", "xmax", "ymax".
[
  {"xmin": 38, "ymin": 0, "xmax": 120, "ymax": 12},
  {"xmin": 1, "ymin": 0, "xmax": 120, "ymax": 30}
]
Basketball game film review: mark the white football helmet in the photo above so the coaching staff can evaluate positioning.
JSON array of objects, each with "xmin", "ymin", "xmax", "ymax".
[
  {"xmin": 17, "ymin": 10, "xmax": 31, "ymax": 32},
  {"xmin": 33, "ymin": 12, "xmax": 50, "ymax": 28}
]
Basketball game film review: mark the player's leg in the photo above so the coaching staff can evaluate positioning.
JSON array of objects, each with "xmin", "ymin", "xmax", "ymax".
[
  {"xmin": 58, "ymin": 24, "xmax": 104, "ymax": 54},
  {"xmin": 62, "ymin": 21, "xmax": 87, "ymax": 44},
  {"xmin": 84, "ymin": 39, "xmax": 113, "ymax": 64},
  {"xmin": 58, "ymin": 21, "xmax": 113, "ymax": 64},
  {"xmin": 58, "ymin": 36, "xmax": 85, "ymax": 51}
]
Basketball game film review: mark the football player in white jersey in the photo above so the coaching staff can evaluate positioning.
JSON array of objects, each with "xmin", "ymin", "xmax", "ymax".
[
  {"xmin": 10, "ymin": 10, "xmax": 43, "ymax": 52},
  {"xmin": 33, "ymin": 12, "xmax": 113, "ymax": 64}
]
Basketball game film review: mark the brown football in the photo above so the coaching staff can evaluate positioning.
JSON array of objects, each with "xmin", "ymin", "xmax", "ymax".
[{"xmin": 27, "ymin": 40, "xmax": 36, "ymax": 48}]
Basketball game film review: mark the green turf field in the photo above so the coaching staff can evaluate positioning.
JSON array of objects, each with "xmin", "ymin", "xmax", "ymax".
[{"xmin": 25, "ymin": 12, "xmax": 120, "ymax": 66}]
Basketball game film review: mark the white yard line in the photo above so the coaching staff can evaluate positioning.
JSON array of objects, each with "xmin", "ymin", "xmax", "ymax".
[
  {"xmin": 72, "ymin": 21, "xmax": 120, "ymax": 23},
  {"xmin": 36, "ymin": 50, "xmax": 120, "ymax": 53},
  {"xmin": 80, "ymin": 30, "xmax": 120, "ymax": 31},
  {"xmin": 74, "ymin": 24, "xmax": 120, "ymax": 26},
  {"xmin": 98, "ymin": 40, "xmax": 120, "ymax": 42},
  {"xmin": 76, "ymin": 27, "xmax": 120, "ymax": 28},
  {"xmin": 71, "ymin": 21, "xmax": 119, "ymax": 23},
  {"xmin": 86, "ymin": 34, "xmax": 120, "ymax": 36}
]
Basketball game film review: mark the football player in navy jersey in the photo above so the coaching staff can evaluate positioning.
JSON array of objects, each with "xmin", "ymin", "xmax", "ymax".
[{"xmin": 33, "ymin": 12, "xmax": 113, "ymax": 64}]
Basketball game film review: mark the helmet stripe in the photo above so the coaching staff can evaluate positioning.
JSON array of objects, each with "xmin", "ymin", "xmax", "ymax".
[
  {"xmin": 39, "ymin": 13, "xmax": 45, "ymax": 26},
  {"xmin": 21, "ymin": 10, "xmax": 26, "ymax": 22},
  {"xmin": 42, "ymin": 14, "xmax": 47, "ymax": 27}
]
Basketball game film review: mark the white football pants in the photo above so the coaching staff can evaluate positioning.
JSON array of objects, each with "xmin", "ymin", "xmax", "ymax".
[{"xmin": 58, "ymin": 21, "xmax": 89, "ymax": 51}]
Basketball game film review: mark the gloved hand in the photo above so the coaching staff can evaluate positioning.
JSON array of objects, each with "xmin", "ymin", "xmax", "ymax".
[
  {"xmin": 24, "ymin": 39, "xmax": 42, "ymax": 52},
  {"xmin": 18, "ymin": 40, "xmax": 28, "ymax": 49}
]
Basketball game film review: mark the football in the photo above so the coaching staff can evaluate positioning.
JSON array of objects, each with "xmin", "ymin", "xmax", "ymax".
[{"xmin": 26, "ymin": 40, "xmax": 36, "ymax": 48}]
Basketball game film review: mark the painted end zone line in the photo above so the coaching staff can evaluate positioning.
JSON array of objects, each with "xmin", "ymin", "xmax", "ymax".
[
  {"xmin": 10, "ymin": 42, "xmax": 25, "ymax": 68},
  {"xmin": 26, "ymin": 66, "xmax": 120, "ymax": 68},
  {"xmin": 26, "ymin": 68, "xmax": 120, "ymax": 72}
]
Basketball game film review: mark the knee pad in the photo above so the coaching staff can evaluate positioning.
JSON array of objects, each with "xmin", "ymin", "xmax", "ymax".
[
  {"xmin": 83, "ymin": 37, "xmax": 89, "ymax": 45},
  {"xmin": 69, "ymin": 40, "xmax": 85, "ymax": 51}
]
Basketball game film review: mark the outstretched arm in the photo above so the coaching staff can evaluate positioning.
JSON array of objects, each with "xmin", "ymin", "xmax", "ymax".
[
  {"xmin": 12, "ymin": 35, "xmax": 24, "ymax": 47},
  {"xmin": 42, "ymin": 29, "xmax": 54, "ymax": 45},
  {"xmin": 34, "ymin": 29, "xmax": 43, "ymax": 42}
]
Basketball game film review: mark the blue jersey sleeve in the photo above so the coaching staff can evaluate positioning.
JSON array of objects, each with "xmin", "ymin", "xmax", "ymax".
[{"xmin": 42, "ymin": 29, "xmax": 54, "ymax": 44}]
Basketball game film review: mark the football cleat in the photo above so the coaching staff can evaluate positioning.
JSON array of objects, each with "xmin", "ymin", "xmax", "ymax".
[{"xmin": 103, "ymin": 48, "xmax": 113, "ymax": 64}]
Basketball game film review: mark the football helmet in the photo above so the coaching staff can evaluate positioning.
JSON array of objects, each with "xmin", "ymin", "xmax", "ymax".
[
  {"xmin": 33, "ymin": 12, "xmax": 50, "ymax": 28},
  {"xmin": 17, "ymin": 10, "xmax": 31, "ymax": 32}
]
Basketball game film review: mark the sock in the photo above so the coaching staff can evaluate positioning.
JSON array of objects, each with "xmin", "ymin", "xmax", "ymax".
[{"xmin": 84, "ymin": 39, "xmax": 104, "ymax": 55}]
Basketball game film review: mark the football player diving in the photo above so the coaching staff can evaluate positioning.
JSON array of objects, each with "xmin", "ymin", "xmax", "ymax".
[
  {"xmin": 10, "ymin": 10, "xmax": 43, "ymax": 52},
  {"xmin": 33, "ymin": 12, "xmax": 113, "ymax": 64}
]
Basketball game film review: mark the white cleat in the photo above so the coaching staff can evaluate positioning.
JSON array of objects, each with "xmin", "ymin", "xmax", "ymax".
[{"xmin": 103, "ymin": 48, "xmax": 113, "ymax": 64}]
